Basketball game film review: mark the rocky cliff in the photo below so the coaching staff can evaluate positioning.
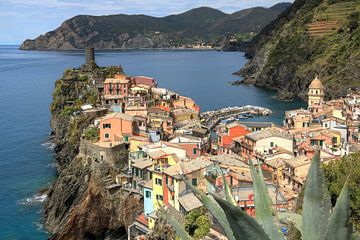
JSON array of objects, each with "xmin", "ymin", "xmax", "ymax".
[
  {"xmin": 45, "ymin": 66, "xmax": 143, "ymax": 239},
  {"xmin": 19, "ymin": 4, "xmax": 291, "ymax": 50},
  {"xmin": 238, "ymin": 0, "xmax": 360, "ymax": 100}
]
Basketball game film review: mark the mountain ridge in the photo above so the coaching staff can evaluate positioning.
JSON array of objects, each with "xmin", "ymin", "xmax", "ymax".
[
  {"xmin": 19, "ymin": 3, "xmax": 291, "ymax": 50},
  {"xmin": 238, "ymin": 0, "xmax": 360, "ymax": 100}
]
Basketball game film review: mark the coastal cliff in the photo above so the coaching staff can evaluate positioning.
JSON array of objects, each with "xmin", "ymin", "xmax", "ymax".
[
  {"xmin": 46, "ymin": 66, "xmax": 143, "ymax": 239},
  {"xmin": 238, "ymin": 0, "xmax": 360, "ymax": 100},
  {"xmin": 19, "ymin": 4, "xmax": 290, "ymax": 51}
]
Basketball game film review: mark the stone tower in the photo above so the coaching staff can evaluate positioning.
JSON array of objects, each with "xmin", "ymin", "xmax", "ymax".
[
  {"xmin": 308, "ymin": 76, "xmax": 324, "ymax": 107},
  {"xmin": 84, "ymin": 47, "xmax": 96, "ymax": 71}
]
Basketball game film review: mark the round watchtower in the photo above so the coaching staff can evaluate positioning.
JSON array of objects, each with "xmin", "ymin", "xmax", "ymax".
[{"xmin": 85, "ymin": 47, "xmax": 95, "ymax": 68}]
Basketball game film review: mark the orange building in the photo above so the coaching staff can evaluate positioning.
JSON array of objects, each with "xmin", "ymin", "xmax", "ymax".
[
  {"xmin": 99, "ymin": 113, "xmax": 137, "ymax": 142},
  {"xmin": 217, "ymin": 122, "xmax": 251, "ymax": 154},
  {"xmin": 103, "ymin": 73, "xmax": 130, "ymax": 105},
  {"xmin": 173, "ymin": 95, "xmax": 200, "ymax": 113}
]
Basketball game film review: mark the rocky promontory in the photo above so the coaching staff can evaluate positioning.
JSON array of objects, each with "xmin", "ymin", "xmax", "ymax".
[
  {"xmin": 45, "ymin": 64, "xmax": 143, "ymax": 239},
  {"xmin": 20, "ymin": 4, "xmax": 291, "ymax": 51}
]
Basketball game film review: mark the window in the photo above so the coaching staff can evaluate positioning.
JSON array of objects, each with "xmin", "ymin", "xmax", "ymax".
[
  {"xmin": 156, "ymin": 195, "xmax": 163, "ymax": 201},
  {"xmin": 192, "ymin": 178, "xmax": 198, "ymax": 186},
  {"xmin": 155, "ymin": 178, "xmax": 162, "ymax": 186},
  {"xmin": 104, "ymin": 133, "xmax": 110, "ymax": 139},
  {"xmin": 145, "ymin": 190, "xmax": 151, "ymax": 198},
  {"xmin": 193, "ymin": 148, "xmax": 197, "ymax": 154},
  {"xmin": 116, "ymin": 90, "xmax": 120, "ymax": 95},
  {"xmin": 103, "ymin": 123, "xmax": 111, "ymax": 129}
]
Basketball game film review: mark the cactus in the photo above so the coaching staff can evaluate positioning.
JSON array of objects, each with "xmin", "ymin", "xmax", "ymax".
[{"xmin": 166, "ymin": 149, "xmax": 354, "ymax": 240}]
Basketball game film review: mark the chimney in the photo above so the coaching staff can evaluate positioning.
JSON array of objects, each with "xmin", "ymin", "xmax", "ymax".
[{"xmin": 85, "ymin": 47, "xmax": 96, "ymax": 70}]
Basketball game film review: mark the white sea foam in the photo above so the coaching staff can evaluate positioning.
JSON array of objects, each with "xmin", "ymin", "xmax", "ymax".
[
  {"xmin": 34, "ymin": 221, "xmax": 44, "ymax": 232},
  {"xmin": 18, "ymin": 193, "xmax": 47, "ymax": 205},
  {"xmin": 46, "ymin": 162, "xmax": 58, "ymax": 169},
  {"xmin": 41, "ymin": 141, "xmax": 56, "ymax": 150}
]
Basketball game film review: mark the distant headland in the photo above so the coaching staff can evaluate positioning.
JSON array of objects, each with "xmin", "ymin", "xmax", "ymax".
[{"xmin": 19, "ymin": 3, "xmax": 291, "ymax": 51}]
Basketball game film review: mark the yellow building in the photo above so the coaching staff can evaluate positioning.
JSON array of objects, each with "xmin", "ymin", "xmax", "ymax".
[
  {"xmin": 308, "ymin": 76, "xmax": 324, "ymax": 108},
  {"xmin": 149, "ymin": 152, "xmax": 180, "ymax": 210}
]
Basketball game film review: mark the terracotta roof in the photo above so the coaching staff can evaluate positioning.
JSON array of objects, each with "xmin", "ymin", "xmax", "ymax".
[
  {"xmin": 132, "ymin": 159, "xmax": 153, "ymax": 170},
  {"xmin": 226, "ymin": 122, "xmax": 245, "ymax": 129},
  {"xmin": 135, "ymin": 213, "xmax": 148, "ymax": 227},
  {"xmin": 246, "ymin": 128, "xmax": 293, "ymax": 141},
  {"xmin": 264, "ymin": 158, "xmax": 286, "ymax": 169},
  {"xmin": 144, "ymin": 180, "xmax": 153, "ymax": 189},
  {"xmin": 148, "ymin": 150, "xmax": 168, "ymax": 159},
  {"xmin": 283, "ymin": 155, "xmax": 310, "ymax": 168},
  {"xmin": 104, "ymin": 74, "xmax": 129, "ymax": 84},
  {"xmin": 99, "ymin": 112, "xmax": 134, "ymax": 122},
  {"xmin": 163, "ymin": 158, "xmax": 213, "ymax": 177},
  {"xmin": 133, "ymin": 76, "xmax": 155, "ymax": 87},
  {"xmin": 210, "ymin": 154, "xmax": 249, "ymax": 169}
]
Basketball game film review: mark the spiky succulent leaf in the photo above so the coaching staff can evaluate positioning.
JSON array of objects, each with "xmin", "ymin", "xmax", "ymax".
[
  {"xmin": 212, "ymin": 195, "xmax": 271, "ymax": 240},
  {"xmin": 278, "ymin": 212, "xmax": 302, "ymax": 233},
  {"xmin": 249, "ymin": 159, "xmax": 285, "ymax": 240},
  {"xmin": 351, "ymin": 232, "xmax": 360, "ymax": 240},
  {"xmin": 164, "ymin": 212, "xmax": 192, "ymax": 240},
  {"xmin": 181, "ymin": 175, "xmax": 236, "ymax": 240},
  {"xmin": 302, "ymin": 149, "xmax": 332, "ymax": 240},
  {"xmin": 324, "ymin": 181, "xmax": 352, "ymax": 240},
  {"xmin": 220, "ymin": 168, "xmax": 237, "ymax": 206}
]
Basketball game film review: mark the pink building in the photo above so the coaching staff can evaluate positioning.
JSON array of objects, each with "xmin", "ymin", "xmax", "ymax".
[
  {"xmin": 99, "ymin": 113, "xmax": 137, "ymax": 142},
  {"xmin": 132, "ymin": 76, "xmax": 156, "ymax": 88},
  {"xmin": 103, "ymin": 73, "xmax": 130, "ymax": 105}
]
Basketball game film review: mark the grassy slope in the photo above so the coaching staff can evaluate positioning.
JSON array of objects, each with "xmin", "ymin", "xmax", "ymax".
[{"xmin": 242, "ymin": 0, "xmax": 360, "ymax": 100}]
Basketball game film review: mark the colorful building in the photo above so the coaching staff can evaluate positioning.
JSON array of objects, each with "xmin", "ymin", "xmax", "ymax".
[
  {"xmin": 217, "ymin": 122, "xmax": 251, "ymax": 154},
  {"xmin": 98, "ymin": 113, "xmax": 137, "ymax": 143},
  {"xmin": 162, "ymin": 158, "xmax": 212, "ymax": 213},
  {"xmin": 240, "ymin": 128, "xmax": 294, "ymax": 158},
  {"xmin": 103, "ymin": 73, "xmax": 130, "ymax": 105}
]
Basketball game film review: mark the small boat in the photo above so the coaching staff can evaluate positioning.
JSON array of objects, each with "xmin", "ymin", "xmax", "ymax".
[{"xmin": 237, "ymin": 115, "xmax": 248, "ymax": 120}]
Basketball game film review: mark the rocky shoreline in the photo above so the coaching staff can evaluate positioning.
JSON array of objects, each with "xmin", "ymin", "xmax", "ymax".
[{"xmin": 45, "ymin": 65, "xmax": 144, "ymax": 239}]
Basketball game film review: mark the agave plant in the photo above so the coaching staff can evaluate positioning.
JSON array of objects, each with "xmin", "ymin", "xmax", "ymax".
[{"xmin": 167, "ymin": 150, "xmax": 354, "ymax": 240}]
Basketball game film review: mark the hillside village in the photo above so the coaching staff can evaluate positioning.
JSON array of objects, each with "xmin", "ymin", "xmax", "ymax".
[{"xmin": 62, "ymin": 48, "xmax": 360, "ymax": 239}]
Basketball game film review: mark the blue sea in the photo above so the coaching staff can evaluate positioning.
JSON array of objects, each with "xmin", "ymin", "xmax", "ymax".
[{"xmin": 0, "ymin": 45, "xmax": 306, "ymax": 239}]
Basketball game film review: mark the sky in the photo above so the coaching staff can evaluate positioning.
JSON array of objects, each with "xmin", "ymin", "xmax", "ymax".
[{"xmin": 0, "ymin": 0, "xmax": 291, "ymax": 44}]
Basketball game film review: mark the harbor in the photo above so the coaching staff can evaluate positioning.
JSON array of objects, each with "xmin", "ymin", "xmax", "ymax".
[{"xmin": 200, "ymin": 105, "xmax": 272, "ymax": 130}]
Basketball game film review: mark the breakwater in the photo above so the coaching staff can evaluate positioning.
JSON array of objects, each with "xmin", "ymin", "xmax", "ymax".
[{"xmin": 201, "ymin": 105, "xmax": 272, "ymax": 129}]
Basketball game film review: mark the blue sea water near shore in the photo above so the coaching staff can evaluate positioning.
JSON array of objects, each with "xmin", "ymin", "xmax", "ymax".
[{"xmin": 0, "ymin": 45, "xmax": 306, "ymax": 239}]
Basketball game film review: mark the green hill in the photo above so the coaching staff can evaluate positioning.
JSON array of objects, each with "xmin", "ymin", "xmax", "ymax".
[
  {"xmin": 19, "ymin": 4, "xmax": 290, "ymax": 50},
  {"xmin": 239, "ymin": 0, "xmax": 360, "ymax": 100}
]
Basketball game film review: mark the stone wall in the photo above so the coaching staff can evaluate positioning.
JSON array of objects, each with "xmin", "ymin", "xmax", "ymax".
[{"xmin": 79, "ymin": 139, "xmax": 128, "ymax": 169}]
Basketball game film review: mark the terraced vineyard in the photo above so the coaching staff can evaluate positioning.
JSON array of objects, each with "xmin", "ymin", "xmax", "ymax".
[{"xmin": 307, "ymin": 1, "xmax": 360, "ymax": 37}]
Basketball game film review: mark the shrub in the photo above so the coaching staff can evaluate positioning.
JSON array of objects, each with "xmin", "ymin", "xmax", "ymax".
[
  {"xmin": 84, "ymin": 127, "xmax": 99, "ymax": 142},
  {"xmin": 184, "ymin": 208, "xmax": 210, "ymax": 239}
]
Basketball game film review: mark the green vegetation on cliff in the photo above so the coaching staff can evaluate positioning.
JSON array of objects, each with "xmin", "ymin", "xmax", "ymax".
[
  {"xmin": 19, "ymin": 4, "xmax": 290, "ymax": 50},
  {"xmin": 323, "ymin": 152, "xmax": 360, "ymax": 231},
  {"xmin": 240, "ymin": 0, "xmax": 360, "ymax": 100}
]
